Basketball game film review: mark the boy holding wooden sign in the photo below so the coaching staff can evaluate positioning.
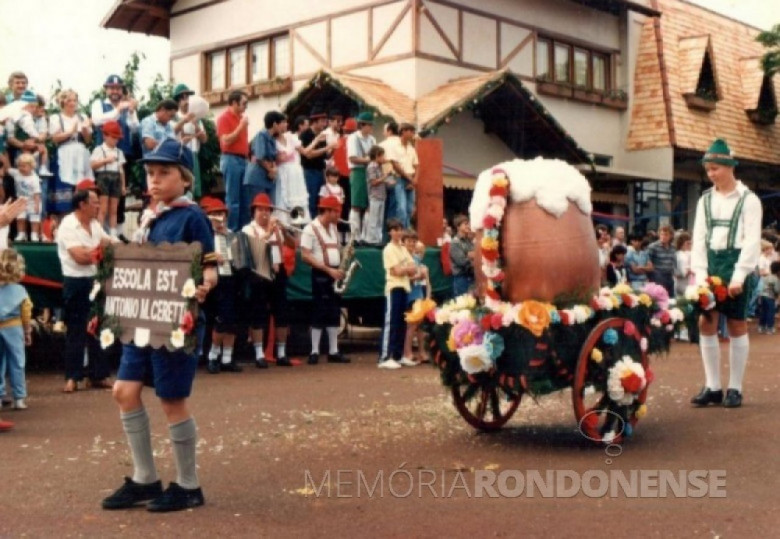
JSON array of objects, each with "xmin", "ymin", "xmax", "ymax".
[{"xmin": 102, "ymin": 139, "xmax": 218, "ymax": 512}]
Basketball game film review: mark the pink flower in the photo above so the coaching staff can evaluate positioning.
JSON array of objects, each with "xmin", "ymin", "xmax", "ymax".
[
  {"xmin": 452, "ymin": 320, "xmax": 484, "ymax": 349},
  {"xmin": 642, "ymin": 282, "xmax": 669, "ymax": 310},
  {"xmin": 623, "ymin": 320, "xmax": 637, "ymax": 337},
  {"xmin": 180, "ymin": 311, "xmax": 195, "ymax": 335}
]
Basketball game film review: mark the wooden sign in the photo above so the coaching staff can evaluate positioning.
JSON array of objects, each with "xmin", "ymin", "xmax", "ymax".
[{"xmin": 103, "ymin": 242, "xmax": 201, "ymax": 350}]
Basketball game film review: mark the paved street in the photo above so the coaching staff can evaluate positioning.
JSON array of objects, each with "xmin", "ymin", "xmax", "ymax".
[{"xmin": 2, "ymin": 330, "xmax": 779, "ymax": 537}]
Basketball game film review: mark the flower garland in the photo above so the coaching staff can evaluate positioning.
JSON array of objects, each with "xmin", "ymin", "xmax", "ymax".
[
  {"xmin": 479, "ymin": 167, "xmax": 510, "ymax": 300},
  {"xmin": 684, "ymin": 276, "xmax": 727, "ymax": 311}
]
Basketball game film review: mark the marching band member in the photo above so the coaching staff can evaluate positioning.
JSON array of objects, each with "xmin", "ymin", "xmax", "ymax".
[
  {"xmin": 241, "ymin": 193, "xmax": 296, "ymax": 368},
  {"xmin": 300, "ymin": 195, "xmax": 351, "ymax": 365},
  {"xmin": 200, "ymin": 196, "xmax": 242, "ymax": 374}
]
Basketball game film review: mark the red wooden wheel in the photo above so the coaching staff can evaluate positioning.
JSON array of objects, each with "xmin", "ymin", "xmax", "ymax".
[
  {"xmin": 572, "ymin": 317, "xmax": 648, "ymax": 443},
  {"xmin": 451, "ymin": 381, "xmax": 522, "ymax": 432}
]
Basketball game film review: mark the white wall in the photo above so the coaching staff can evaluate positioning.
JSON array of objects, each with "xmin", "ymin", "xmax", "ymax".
[
  {"xmin": 436, "ymin": 112, "xmax": 517, "ymax": 177},
  {"xmin": 349, "ymin": 58, "xmax": 418, "ymax": 99},
  {"xmin": 171, "ymin": 54, "xmax": 201, "ymax": 93}
]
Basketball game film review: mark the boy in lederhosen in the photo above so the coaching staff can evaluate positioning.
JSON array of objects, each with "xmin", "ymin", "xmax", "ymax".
[
  {"xmin": 90, "ymin": 120, "xmax": 125, "ymax": 237},
  {"xmin": 690, "ymin": 139, "xmax": 762, "ymax": 409}
]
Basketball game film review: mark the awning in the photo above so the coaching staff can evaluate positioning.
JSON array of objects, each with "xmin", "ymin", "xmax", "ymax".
[
  {"xmin": 565, "ymin": 0, "xmax": 660, "ymax": 17},
  {"xmin": 101, "ymin": 0, "xmax": 174, "ymax": 38},
  {"xmin": 418, "ymin": 70, "xmax": 593, "ymax": 165},
  {"xmin": 443, "ymin": 175, "xmax": 476, "ymax": 190},
  {"xmin": 284, "ymin": 70, "xmax": 415, "ymax": 124},
  {"xmin": 591, "ymin": 192, "xmax": 630, "ymax": 205}
]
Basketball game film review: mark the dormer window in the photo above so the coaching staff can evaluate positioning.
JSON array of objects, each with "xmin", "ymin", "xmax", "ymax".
[
  {"xmin": 748, "ymin": 76, "xmax": 778, "ymax": 125},
  {"xmin": 680, "ymin": 35, "xmax": 719, "ymax": 111}
]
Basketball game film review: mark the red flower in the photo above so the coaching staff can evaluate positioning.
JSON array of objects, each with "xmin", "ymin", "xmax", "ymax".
[
  {"xmin": 714, "ymin": 286, "xmax": 728, "ymax": 302},
  {"xmin": 90, "ymin": 246, "xmax": 104, "ymax": 264},
  {"xmin": 621, "ymin": 373, "xmax": 643, "ymax": 393},
  {"xmin": 480, "ymin": 315, "xmax": 492, "ymax": 331},
  {"xmin": 699, "ymin": 295, "xmax": 711, "ymax": 309},
  {"xmin": 492, "ymin": 271, "xmax": 505, "ymax": 282},
  {"xmin": 485, "ymin": 288, "xmax": 500, "ymax": 301},
  {"xmin": 87, "ymin": 316, "xmax": 98, "ymax": 336},
  {"xmin": 590, "ymin": 297, "xmax": 601, "ymax": 310},
  {"xmin": 645, "ymin": 367, "xmax": 654, "ymax": 385},
  {"xmin": 623, "ymin": 320, "xmax": 637, "ymax": 337},
  {"xmin": 659, "ymin": 310, "xmax": 671, "ymax": 324},
  {"xmin": 489, "ymin": 185, "xmax": 508, "ymax": 198},
  {"xmin": 180, "ymin": 311, "xmax": 195, "ymax": 335},
  {"xmin": 559, "ymin": 311, "xmax": 571, "ymax": 325},
  {"xmin": 481, "ymin": 248, "xmax": 500, "ymax": 262},
  {"xmin": 483, "ymin": 215, "xmax": 497, "ymax": 229},
  {"xmin": 621, "ymin": 294, "xmax": 632, "ymax": 305},
  {"xmin": 425, "ymin": 309, "xmax": 437, "ymax": 323},
  {"xmin": 490, "ymin": 313, "xmax": 503, "ymax": 330}
]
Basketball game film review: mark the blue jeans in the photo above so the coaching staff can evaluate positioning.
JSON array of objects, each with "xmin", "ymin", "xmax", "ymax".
[
  {"xmin": 0, "ymin": 325, "xmax": 26, "ymax": 399},
  {"xmin": 380, "ymin": 288, "xmax": 408, "ymax": 361},
  {"xmin": 304, "ymin": 168, "xmax": 324, "ymax": 220},
  {"xmin": 452, "ymin": 274, "xmax": 474, "ymax": 297},
  {"xmin": 392, "ymin": 177, "xmax": 416, "ymax": 228},
  {"xmin": 220, "ymin": 154, "xmax": 247, "ymax": 231},
  {"xmin": 758, "ymin": 296, "xmax": 776, "ymax": 330},
  {"xmin": 748, "ymin": 277, "xmax": 763, "ymax": 317}
]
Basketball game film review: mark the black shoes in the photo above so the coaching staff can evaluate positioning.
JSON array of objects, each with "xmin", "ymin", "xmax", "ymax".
[
  {"xmin": 691, "ymin": 387, "xmax": 723, "ymax": 406},
  {"xmin": 276, "ymin": 357, "xmax": 292, "ymax": 367},
  {"xmin": 255, "ymin": 358, "xmax": 269, "ymax": 369},
  {"xmin": 723, "ymin": 389, "xmax": 743, "ymax": 408},
  {"xmin": 327, "ymin": 353, "xmax": 351, "ymax": 364},
  {"xmin": 146, "ymin": 482, "xmax": 205, "ymax": 513},
  {"xmin": 308, "ymin": 353, "xmax": 319, "ymax": 365},
  {"xmin": 102, "ymin": 477, "xmax": 163, "ymax": 510},
  {"xmin": 207, "ymin": 360, "xmax": 220, "ymax": 374},
  {"xmin": 221, "ymin": 361, "xmax": 243, "ymax": 373}
]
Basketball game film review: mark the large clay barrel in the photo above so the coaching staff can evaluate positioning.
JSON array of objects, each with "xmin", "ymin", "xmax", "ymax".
[{"xmin": 475, "ymin": 200, "xmax": 600, "ymax": 303}]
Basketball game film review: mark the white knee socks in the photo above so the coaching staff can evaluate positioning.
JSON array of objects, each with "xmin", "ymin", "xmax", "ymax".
[
  {"xmin": 311, "ymin": 328, "xmax": 322, "ymax": 354},
  {"xmin": 699, "ymin": 334, "xmax": 721, "ymax": 391},
  {"xmin": 728, "ymin": 334, "xmax": 749, "ymax": 392},
  {"xmin": 327, "ymin": 327, "xmax": 339, "ymax": 354}
]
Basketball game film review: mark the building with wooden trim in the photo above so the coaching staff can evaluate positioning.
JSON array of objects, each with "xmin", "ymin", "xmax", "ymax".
[{"xmin": 102, "ymin": 0, "xmax": 779, "ymax": 231}]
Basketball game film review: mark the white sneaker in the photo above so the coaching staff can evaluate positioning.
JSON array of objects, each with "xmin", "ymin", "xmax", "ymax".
[
  {"xmin": 38, "ymin": 164, "xmax": 53, "ymax": 177},
  {"xmin": 399, "ymin": 357, "xmax": 418, "ymax": 367},
  {"xmin": 14, "ymin": 233, "xmax": 27, "ymax": 242},
  {"xmin": 30, "ymin": 232, "xmax": 40, "ymax": 242},
  {"xmin": 13, "ymin": 399, "xmax": 27, "ymax": 410},
  {"xmin": 378, "ymin": 359, "xmax": 402, "ymax": 370}
]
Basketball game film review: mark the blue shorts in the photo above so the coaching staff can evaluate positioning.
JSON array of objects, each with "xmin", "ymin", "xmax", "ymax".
[{"xmin": 117, "ymin": 344, "xmax": 198, "ymax": 399}]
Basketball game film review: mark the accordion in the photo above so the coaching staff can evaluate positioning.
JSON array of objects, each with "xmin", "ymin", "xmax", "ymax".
[{"xmin": 230, "ymin": 232, "xmax": 274, "ymax": 281}]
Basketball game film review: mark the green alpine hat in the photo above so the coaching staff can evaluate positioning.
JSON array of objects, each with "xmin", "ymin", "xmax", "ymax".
[
  {"xmin": 701, "ymin": 138, "xmax": 738, "ymax": 167},
  {"xmin": 172, "ymin": 83, "xmax": 195, "ymax": 99},
  {"xmin": 356, "ymin": 111, "xmax": 374, "ymax": 124}
]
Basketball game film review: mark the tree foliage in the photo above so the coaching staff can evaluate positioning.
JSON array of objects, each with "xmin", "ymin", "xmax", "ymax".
[{"xmin": 757, "ymin": 23, "xmax": 780, "ymax": 77}]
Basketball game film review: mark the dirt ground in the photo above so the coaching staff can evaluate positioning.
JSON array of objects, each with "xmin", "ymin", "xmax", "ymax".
[{"xmin": 2, "ymin": 329, "xmax": 779, "ymax": 538}]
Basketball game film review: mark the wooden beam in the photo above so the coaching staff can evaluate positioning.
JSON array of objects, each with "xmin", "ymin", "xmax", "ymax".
[
  {"xmin": 500, "ymin": 31, "xmax": 533, "ymax": 69},
  {"xmin": 124, "ymin": 1, "xmax": 170, "ymax": 20},
  {"xmin": 423, "ymin": 8, "xmax": 458, "ymax": 60},
  {"xmin": 294, "ymin": 32, "xmax": 329, "ymax": 68},
  {"xmin": 371, "ymin": 1, "xmax": 411, "ymax": 60}
]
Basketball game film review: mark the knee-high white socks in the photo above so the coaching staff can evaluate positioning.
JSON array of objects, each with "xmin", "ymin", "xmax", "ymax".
[{"xmin": 699, "ymin": 333, "xmax": 749, "ymax": 392}]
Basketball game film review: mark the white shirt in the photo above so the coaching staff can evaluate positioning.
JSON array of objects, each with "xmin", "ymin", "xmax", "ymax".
[
  {"xmin": 395, "ymin": 139, "xmax": 419, "ymax": 177},
  {"xmin": 177, "ymin": 113, "xmax": 204, "ymax": 153},
  {"xmin": 301, "ymin": 218, "xmax": 340, "ymax": 267},
  {"xmin": 242, "ymin": 221, "xmax": 283, "ymax": 265},
  {"xmin": 319, "ymin": 182, "xmax": 344, "ymax": 203},
  {"xmin": 4, "ymin": 111, "xmax": 38, "ymax": 140},
  {"xmin": 56, "ymin": 213, "xmax": 111, "ymax": 277},
  {"xmin": 691, "ymin": 181, "xmax": 762, "ymax": 286},
  {"xmin": 90, "ymin": 98, "xmax": 139, "ymax": 132},
  {"xmin": 90, "ymin": 143, "xmax": 126, "ymax": 173},
  {"xmin": 347, "ymin": 131, "xmax": 375, "ymax": 170}
]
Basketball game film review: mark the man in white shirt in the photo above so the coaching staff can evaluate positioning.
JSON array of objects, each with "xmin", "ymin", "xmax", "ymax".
[
  {"xmin": 690, "ymin": 139, "xmax": 762, "ymax": 409},
  {"xmin": 56, "ymin": 180, "xmax": 115, "ymax": 393},
  {"xmin": 300, "ymin": 195, "xmax": 349, "ymax": 365}
]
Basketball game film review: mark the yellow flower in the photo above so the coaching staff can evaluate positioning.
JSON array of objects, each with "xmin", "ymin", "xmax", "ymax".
[
  {"xmin": 492, "ymin": 176, "xmax": 509, "ymax": 188},
  {"xmin": 710, "ymin": 276, "xmax": 722, "ymax": 286},
  {"xmin": 481, "ymin": 236, "xmax": 499, "ymax": 251},
  {"xmin": 613, "ymin": 283, "xmax": 632, "ymax": 295},
  {"xmin": 610, "ymin": 295, "xmax": 620, "ymax": 308},
  {"xmin": 638, "ymin": 293, "xmax": 652, "ymax": 307},
  {"xmin": 516, "ymin": 300, "xmax": 551, "ymax": 337},
  {"xmin": 590, "ymin": 348, "xmax": 603, "ymax": 363},
  {"xmin": 446, "ymin": 329, "xmax": 456, "ymax": 352},
  {"xmin": 405, "ymin": 298, "xmax": 437, "ymax": 324},
  {"xmin": 635, "ymin": 404, "xmax": 648, "ymax": 419}
]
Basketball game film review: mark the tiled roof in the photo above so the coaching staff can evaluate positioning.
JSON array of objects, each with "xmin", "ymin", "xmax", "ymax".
[
  {"xmin": 416, "ymin": 71, "xmax": 503, "ymax": 129},
  {"xmin": 627, "ymin": 0, "xmax": 780, "ymax": 165},
  {"xmin": 331, "ymin": 71, "xmax": 416, "ymax": 125}
]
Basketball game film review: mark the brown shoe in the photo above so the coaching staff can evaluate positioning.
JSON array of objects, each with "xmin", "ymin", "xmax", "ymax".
[{"xmin": 62, "ymin": 379, "xmax": 77, "ymax": 393}]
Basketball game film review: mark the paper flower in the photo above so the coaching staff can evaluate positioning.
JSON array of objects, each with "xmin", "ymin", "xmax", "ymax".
[
  {"xmin": 180, "ymin": 310, "xmax": 195, "ymax": 335},
  {"xmin": 516, "ymin": 300, "xmax": 552, "ymax": 337},
  {"xmin": 642, "ymin": 282, "xmax": 669, "ymax": 310},
  {"xmin": 405, "ymin": 298, "xmax": 437, "ymax": 324},
  {"xmin": 181, "ymin": 278, "xmax": 197, "ymax": 299},
  {"xmin": 623, "ymin": 320, "xmax": 637, "ymax": 337},
  {"xmin": 602, "ymin": 328, "xmax": 619, "ymax": 346},
  {"xmin": 708, "ymin": 276, "xmax": 723, "ymax": 286},
  {"xmin": 87, "ymin": 316, "xmax": 99, "ymax": 336},
  {"xmin": 88, "ymin": 281, "xmax": 101, "ymax": 301},
  {"xmin": 170, "ymin": 328, "xmax": 185, "ymax": 349},
  {"xmin": 590, "ymin": 348, "xmax": 603, "ymax": 363},
  {"xmin": 607, "ymin": 356, "xmax": 647, "ymax": 405},
  {"xmin": 452, "ymin": 320, "xmax": 483, "ymax": 348},
  {"xmin": 481, "ymin": 236, "xmax": 499, "ymax": 251},
  {"xmin": 684, "ymin": 285, "xmax": 700, "ymax": 301},
  {"xmin": 99, "ymin": 328, "xmax": 115, "ymax": 349},
  {"xmin": 635, "ymin": 404, "xmax": 648, "ymax": 419},
  {"xmin": 637, "ymin": 293, "xmax": 653, "ymax": 308},
  {"xmin": 483, "ymin": 332, "xmax": 505, "ymax": 360},
  {"xmin": 457, "ymin": 344, "xmax": 493, "ymax": 374},
  {"xmin": 612, "ymin": 283, "xmax": 633, "ymax": 296}
]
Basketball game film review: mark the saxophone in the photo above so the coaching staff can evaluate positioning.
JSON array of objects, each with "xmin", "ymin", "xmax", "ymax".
[{"xmin": 333, "ymin": 233, "xmax": 362, "ymax": 295}]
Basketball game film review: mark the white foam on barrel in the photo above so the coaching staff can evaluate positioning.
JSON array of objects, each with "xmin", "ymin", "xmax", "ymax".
[{"xmin": 469, "ymin": 157, "xmax": 593, "ymax": 231}]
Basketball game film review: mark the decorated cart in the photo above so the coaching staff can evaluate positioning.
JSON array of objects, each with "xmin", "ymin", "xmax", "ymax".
[{"xmin": 412, "ymin": 159, "xmax": 687, "ymax": 444}]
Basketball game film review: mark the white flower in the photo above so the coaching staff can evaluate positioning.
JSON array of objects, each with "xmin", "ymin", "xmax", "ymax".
[
  {"xmin": 170, "ymin": 328, "xmax": 186, "ymax": 349},
  {"xmin": 572, "ymin": 305, "xmax": 591, "ymax": 323},
  {"xmin": 489, "ymin": 196, "xmax": 507, "ymax": 208},
  {"xmin": 650, "ymin": 318, "xmax": 661, "ymax": 327},
  {"xmin": 640, "ymin": 337, "xmax": 648, "ymax": 352},
  {"xmin": 89, "ymin": 281, "xmax": 101, "ymax": 302},
  {"xmin": 607, "ymin": 356, "xmax": 647, "ymax": 406},
  {"xmin": 684, "ymin": 285, "xmax": 700, "ymax": 301},
  {"xmin": 599, "ymin": 287, "xmax": 613, "ymax": 297},
  {"xmin": 598, "ymin": 297, "xmax": 613, "ymax": 311},
  {"xmin": 486, "ymin": 205, "xmax": 505, "ymax": 220},
  {"xmin": 99, "ymin": 328, "xmax": 115, "ymax": 349},
  {"xmin": 457, "ymin": 344, "xmax": 493, "ymax": 374},
  {"xmin": 134, "ymin": 327, "xmax": 150, "ymax": 348},
  {"xmin": 669, "ymin": 308, "xmax": 685, "ymax": 323},
  {"xmin": 435, "ymin": 310, "xmax": 449, "ymax": 325},
  {"xmin": 181, "ymin": 278, "xmax": 197, "ymax": 299},
  {"xmin": 482, "ymin": 263, "xmax": 501, "ymax": 279},
  {"xmin": 455, "ymin": 310, "xmax": 473, "ymax": 323},
  {"xmin": 665, "ymin": 324, "xmax": 674, "ymax": 332}
]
